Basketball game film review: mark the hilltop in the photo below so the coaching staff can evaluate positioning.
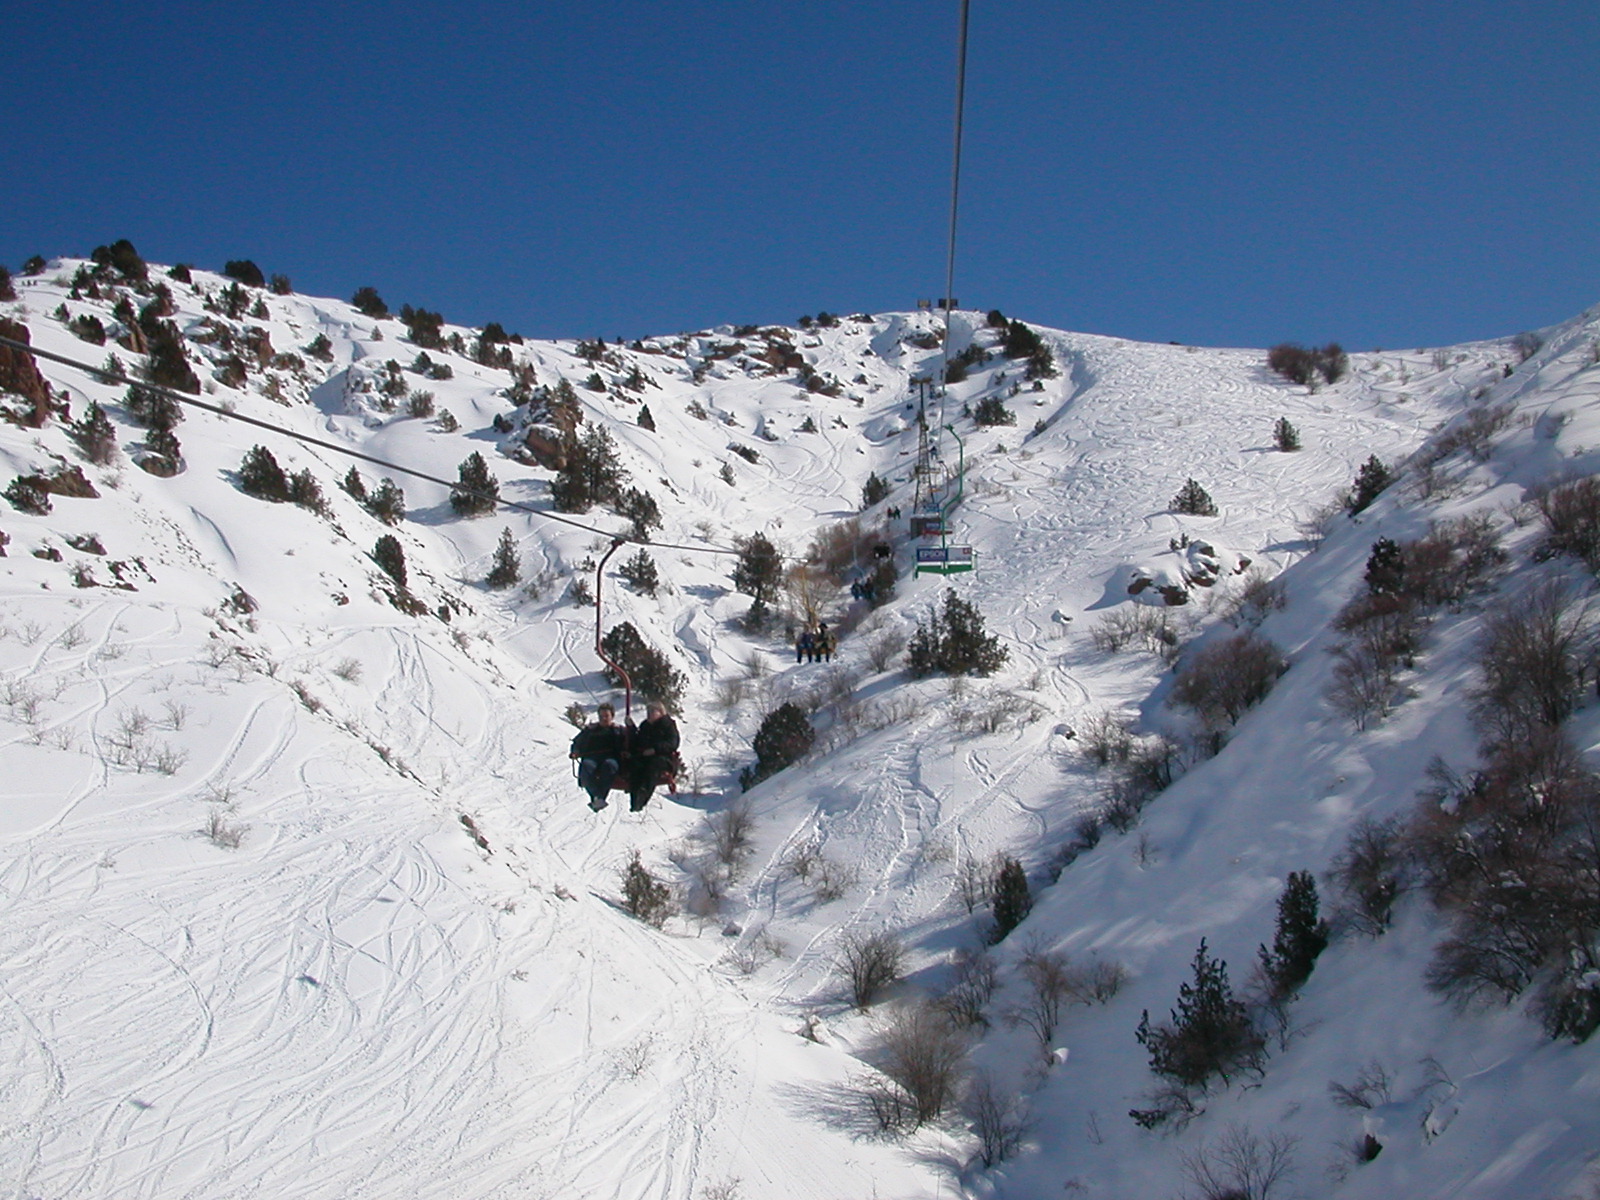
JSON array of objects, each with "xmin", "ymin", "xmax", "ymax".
[{"xmin": 3, "ymin": 247, "xmax": 1599, "ymax": 1199}]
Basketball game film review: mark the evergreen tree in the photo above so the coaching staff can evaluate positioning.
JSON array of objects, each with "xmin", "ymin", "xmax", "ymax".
[
  {"xmin": 618, "ymin": 487, "xmax": 661, "ymax": 541},
  {"xmin": 989, "ymin": 857, "xmax": 1033, "ymax": 943},
  {"xmin": 125, "ymin": 383, "xmax": 183, "ymax": 429},
  {"xmin": 550, "ymin": 424, "xmax": 629, "ymax": 513},
  {"xmin": 143, "ymin": 324, "xmax": 200, "ymax": 394},
  {"xmin": 239, "ymin": 445, "xmax": 290, "ymax": 501},
  {"xmin": 372, "ymin": 534, "xmax": 407, "ymax": 587},
  {"xmin": 907, "ymin": 589, "xmax": 1008, "ymax": 678},
  {"xmin": 341, "ymin": 466, "xmax": 367, "ymax": 503},
  {"xmin": 1348, "ymin": 455, "xmax": 1394, "ymax": 515},
  {"xmin": 144, "ymin": 425, "xmax": 181, "ymax": 467},
  {"xmin": 619, "ymin": 548, "xmax": 659, "ymax": 596},
  {"xmin": 1273, "ymin": 416, "xmax": 1301, "ymax": 451},
  {"xmin": 862, "ymin": 471, "xmax": 890, "ymax": 509},
  {"xmin": 450, "ymin": 452, "xmax": 499, "ymax": 517},
  {"xmin": 366, "ymin": 478, "xmax": 407, "ymax": 525},
  {"xmin": 69, "ymin": 401, "xmax": 118, "ymax": 465},
  {"xmin": 288, "ymin": 468, "xmax": 327, "ymax": 515},
  {"xmin": 599, "ymin": 622, "xmax": 685, "ymax": 708},
  {"xmin": 637, "ymin": 404, "xmax": 656, "ymax": 431},
  {"xmin": 1257, "ymin": 870, "xmax": 1329, "ymax": 1001},
  {"xmin": 973, "ymin": 396, "xmax": 1016, "ymax": 426},
  {"xmin": 223, "ymin": 259, "xmax": 265, "ymax": 287},
  {"xmin": 351, "ymin": 286, "xmax": 389, "ymax": 318},
  {"xmin": 1135, "ymin": 939, "xmax": 1262, "ymax": 1094},
  {"xmin": 1171, "ymin": 478, "xmax": 1218, "ymax": 516},
  {"xmin": 1364, "ymin": 537, "xmax": 1406, "ymax": 596},
  {"xmin": 744, "ymin": 701, "xmax": 814, "ymax": 788},
  {"xmin": 486, "ymin": 527, "xmax": 521, "ymax": 589},
  {"xmin": 731, "ymin": 532, "xmax": 783, "ymax": 607}
]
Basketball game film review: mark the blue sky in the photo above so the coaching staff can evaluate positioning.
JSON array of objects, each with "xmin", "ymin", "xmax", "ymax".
[{"xmin": 4, "ymin": 0, "xmax": 1596, "ymax": 349}]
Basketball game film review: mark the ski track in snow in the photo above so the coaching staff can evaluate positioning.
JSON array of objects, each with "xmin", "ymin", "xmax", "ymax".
[{"xmin": 3, "ymin": 267, "xmax": 1592, "ymax": 1199}]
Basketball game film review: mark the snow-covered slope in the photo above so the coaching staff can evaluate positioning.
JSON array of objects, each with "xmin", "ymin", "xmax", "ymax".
[{"xmin": 2, "ymin": 253, "xmax": 1597, "ymax": 1199}]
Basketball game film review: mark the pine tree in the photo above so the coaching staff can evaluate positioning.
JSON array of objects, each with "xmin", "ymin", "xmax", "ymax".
[
  {"xmin": 732, "ymin": 532, "xmax": 783, "ymax": 609},
  {"xmin": 69, "ymin": 401, "xmax": 118, "ymax": 465},
  {"xmin": 989, "ymin": 857, "xmax": 1032, "ymax": 943},
  {"xmin": 1135, "ymin": 939, "xmax": 1262, "ymax": 1093},
  {"xmin": 1171, "ymin": 478, "xmax": 1218, "ymax": 516},
  {"xmin": 144, "ymin": 425, "xmax": 181, "ymax": 467},
  {"xmin": 618, "ymin": 487, "xmax": 661, "ymax": 541},
  {"xmin": 1364, "ymin": 537, "xmax": 1405, "ymax": 596},
  {"xmin": 288, "ymin": 468, "xmax": 327, "ymax": 515},
  {"xmin": 1348, "ymin": 455, "xmax": 1394, "ymax": 515},
  {"xmin": 366, "ymin": 478, "xmax": 406, "ymax": 525},
  {"xmin": 907, "ymin": 589, "xmax": 1008, "ymax": 678},
  {"xmin": 550, "ymin": 425, "xmax": 629, "ymax": 513},
  {"xmin": 239, "ymin": 445, "xmax": 290, "ymax": 501},
  {"xmin": 450, "ymin": 451, "xmax": 499, "ymax": 517},
  {"xmin": 486, "ymin": 527, "xmax": 520, "ymax": 589},
  {"xmin": 745, "ymin": 701, "xmax": 815, "ymax": 788},
  {"xmin": 619, "ymin": 548, "xmax": 659, "ymax": 596},
  {"xmin": 862, "ymin": 471, "xmax": 890, "ymax": 509},
  {"xmin": 637, "ymin": 403, "xmax": 656, "ymax": 431},
  {"xmin": 1273, "ymin": 416, "xmax": 1301, "ymax": 452},
  {"xmin": 1257, "ymin": 871, "xmax": 1329, "ymax": 1000},
  {"xmin": 341, "ymin": 466, "xmax": 367, "ymax": 503},
  {"xmin": 599, "ymin": 622, "xmax": 685, "ymax": 709},
  {"xmin": 372, "ymin": 534, "xmax": 407, "ymax": 587},
  {"xmin": 351, "ymin": 286, "xmax": 389, "ymax": 319}
]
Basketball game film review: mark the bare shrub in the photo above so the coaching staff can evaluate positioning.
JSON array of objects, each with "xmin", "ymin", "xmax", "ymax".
[
  {"xmin": 1537, "ymin": 475, "xmax": 1600, "ymax": 573},
  {"xmin": 837, "ymin": 929, "xmax": 906, "ymax": 1008},
  {"xmin": 782, "ymin": 839, "xmax": 822, "ymax": 881},
  {"xmin": 1079, "ymin": 708, "xmax": 1133, "ymax": 766},
  {"xmin": 1297, "ymin": 496, "xmax": 1347, "ymax": 550},
  {"xmin": 1070, "ymin": 957, "xmax": 1129, "ymax": 1004},
  {"xmin": 1091, "ymin": 606, "xmax": 1180, "ymax": 657},
  {"xmin": 805, "ymin": 517, "xmax": 878, "ymax": 583},
  {"xmin": 332, "ymin": 657, "xmax": 363, "ymax": 683},
  {"xmin": 867, "ymin": 1001, "xmax": 969, "ymax": 1127},
  {"xmin": 1469, "ymin": 579, "xmax": 1595, "ymax": 747},
  {"xmin": 1329, "ymin": 814, "xmax": 1411, "ymax": 935},
  {"xmin": 204, "ymin": 810, "xmax": 248, "ymax": 850},
  {"xmin": 707, "ymin": 798, "xmax": 756, "ymax": 871},
  {"xmin": 1328, "ymin": 1059, "xmax": 1393, "ymax": 1109},
  {"xmin": 865, "ymin": 627, "xmax": 907, "ymax": 672},
  {"xmin": 1179, "ymin": 1124, "xmax": 1297, "ymax": 1200},
  {"xmin": 937, "ymin": 949, "xmax": 998, "ymax": 1028},
  {"xmin": 1327, "ymin": 638, "xmax": 1402, "ymax": 731},
  {"xmin": 1218, "ymin": 570, "xmax": 1287, "ymax": 628},
  {"xmin": 811, "ymin": 857, "xmax": 857, "ymax": 903},
  {"xmin": 952, "ymin": 689, "xmax": 1044, "ymax": 736},
  {"xmin": 966, "ymin": 1070, "xmax": 1030, "ymax": 1167},
  {"xmin": 955, "ymin": 851, "xmax": 998, "ymax": 913},
  {"xmin": 1171, "ymin": 632, "xmax": 1287, "ymax": 730},
  {"xmin": 1424, "ymin": 402, "xmax": 1515, "ymax": 465},
  {"xmin": 1005, "ymin": 948, "xmax": 1074, "ymax": 1055}
]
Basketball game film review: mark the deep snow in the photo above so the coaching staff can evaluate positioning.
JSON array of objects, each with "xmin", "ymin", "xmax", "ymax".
[{"xmin": 3, "ymin": 260, "xmax": 1599, "ymax": 1199}]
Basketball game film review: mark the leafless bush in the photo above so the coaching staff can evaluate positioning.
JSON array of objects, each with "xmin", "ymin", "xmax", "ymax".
[
  {"xmin": 865, "ymin": 627, "xmax": 907, "ymax": 672},
  {"xmin": 865, "ymin": 1001, "xmax": 969, "ymax": 1128},
  {"xmin": 1070, "ymin": 957, "xmax": 1129, "ymax": 1004},
  {"xmin": 965, "ymin": 1070, "xmax": 1030, "ymax": 1167},
  {"xmin": 812, "ymin": 857, "xmax": 857, "ymax": 903},
  {"xmin": 1079, "ymin": 708, "xmax": 1133, "ymax": 766},
  {"xmin": 332, "ymin": 657, "xmax": 363, "ymax": 682},
  {"xmin": 805, "ymin": 517, "xmax": 878, "ymax": 583},
  {"xmin": 204, "ymin": 810, "xmax": 248, "ymax": 850},
  {"xmin": 951, "ymin": 689, "xmax": 1045, "ymax": 736},
  {"xmin": 707, "ymin": 798, "xmax": 756, "ymax": 871},
  {"xmin": 1297, "ymin": 496, "xmax": 1347, "ymax": 550},
  {"xmin": 1536, "ymin": 475, "xmax": 1600, "ymax": 573},
  {"xmin": 1090, "ymin": 605, "xmax": 1180, "ymax": 657},
  {"xmin": 1328, "ymin": 1059, "xmax": 1393, "ymax": 1109},
  {"xmin": 955, "ymin": 851, "xmax": 999, "ymax": 913},
  {"xmin": 1469, "ymin": 579, "xmax": 1595, "ymax": 747},
  {"xmin": 1328, "ymin": 814, "xmax": 1412, "ymax": 935},
  {"xmin": 937, "ymin": 949, "xmax": 999, "ymax": 1028},
  {"xmin": 1171, "ymin": 632, "xmax": 1287, "ymax": 730},
  {"xmin": 156, "ymin": 699, "xmax": 190, "ymax": 730},
  {"xmin": 1421, "ymin": 402, "xmax": 1515, "ymax": 465},
  {"xmin": 726, "ymin": 928, "xmax": 785, "ymax": 975},
  {"xmin": 1179, "ymin": 1124, "xmax": 1297, "ymax": 1200},
  {"xmin": 2, "ymin": 679, "xmax": 43, "ymax": 723},
  {"xmin": 783, "ymin": 839, "xmax": 822, "ymax": 881},
  {"xmin": 1217, "ymin": 569, "xmax": 1287, "ymax": 628},
  {"xmin": 1005, "ymin": 948, "xmax": 1075, "ymax": 1054},
  {"xmin": 1327, "ymin": 638, "xmax": 1402, "ymax": 731},
  {"xmin": 837, "ymin": 929, "xmax": 906, "ymax": 1008}
]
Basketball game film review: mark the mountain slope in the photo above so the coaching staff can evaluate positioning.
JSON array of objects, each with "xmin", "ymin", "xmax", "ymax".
[{"xmin": 2, "ymin": 252, "xmax": 1597, "ymax": 1199}]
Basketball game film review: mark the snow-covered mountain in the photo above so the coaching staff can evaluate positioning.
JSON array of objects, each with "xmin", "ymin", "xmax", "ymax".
[{"xmin": 3, "ymin": 248, "xmax": 1599, "ymax": 1199}]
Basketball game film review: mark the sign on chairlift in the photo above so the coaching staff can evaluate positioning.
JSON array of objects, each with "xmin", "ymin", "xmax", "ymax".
[{"xmin": 915, "ymin": 545, "xmax": 975, "ymax": 574}]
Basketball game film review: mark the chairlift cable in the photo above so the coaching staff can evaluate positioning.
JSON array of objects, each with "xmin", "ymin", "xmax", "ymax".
[{"xmin": 936, "ymin": 0, "xmax": 971, "ymax": 443}]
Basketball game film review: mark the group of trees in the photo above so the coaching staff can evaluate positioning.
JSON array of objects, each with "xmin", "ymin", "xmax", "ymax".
[{"xmin": 1267, "ymin": 342, "xmax": 1348, "ymax": 387}]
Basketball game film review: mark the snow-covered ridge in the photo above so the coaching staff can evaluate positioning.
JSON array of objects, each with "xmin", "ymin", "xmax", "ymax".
[{"xmin": 3, "ymin": 250, "xmax": 1598, "ymax": 1198}]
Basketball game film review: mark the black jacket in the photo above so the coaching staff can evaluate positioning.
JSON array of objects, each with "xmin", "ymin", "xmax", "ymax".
[
  {"xmin": 632, "ymin": 714, "xmax": 679, "ymax": 760},
  {"xmin": 570, "ymin": 722, "xmax": 626, "ymax": 760}
]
